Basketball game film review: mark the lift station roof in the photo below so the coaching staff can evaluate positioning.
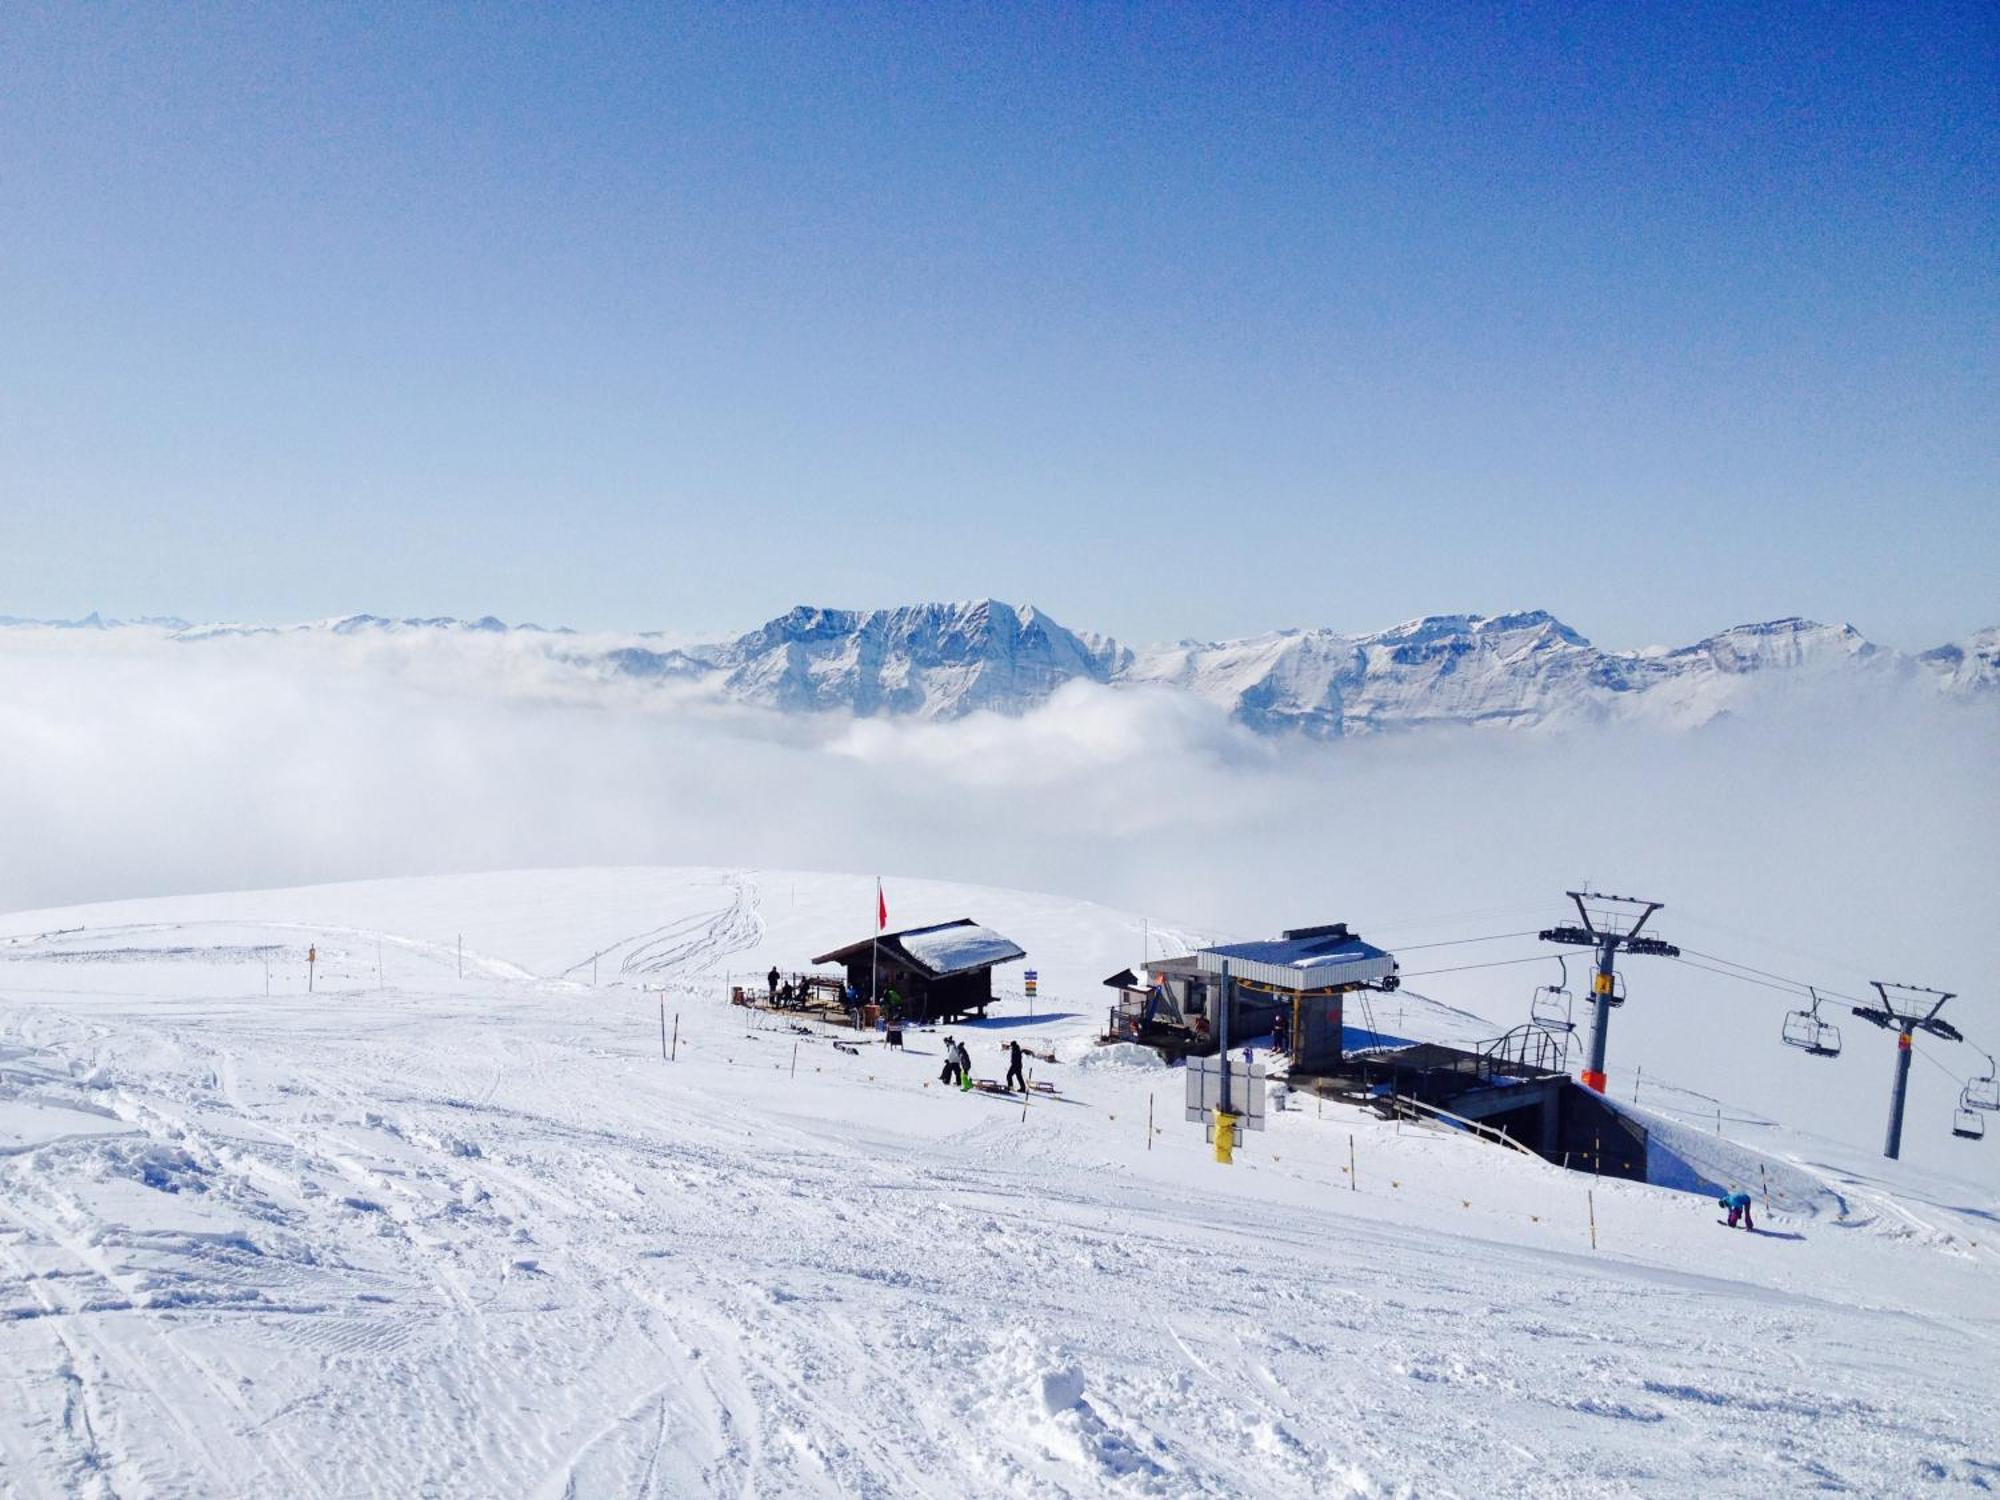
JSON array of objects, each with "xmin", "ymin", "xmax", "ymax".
[{"xmin": 1192, "ymin": 923, "xmax": 1396, "ymax": 992}]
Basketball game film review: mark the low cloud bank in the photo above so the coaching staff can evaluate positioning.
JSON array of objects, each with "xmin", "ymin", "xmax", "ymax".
[{"xmin": 1, "ymin": 626, "xmax": 1994, "ymax": 1166}]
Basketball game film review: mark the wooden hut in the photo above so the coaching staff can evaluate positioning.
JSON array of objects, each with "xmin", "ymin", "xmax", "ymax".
[{"xmin": 812, "ymin": 919, "xmax": 1026, "ymax": 1024}]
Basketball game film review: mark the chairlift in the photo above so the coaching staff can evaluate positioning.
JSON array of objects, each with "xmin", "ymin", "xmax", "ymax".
[
  {"xmin": 1780, "ymin": 987, "xmax": 1843, "ymax": 1059},
  {"xmin": 1965, "ymin": 1053, "xmax": 2000, "ymax": 1113},
  {"xmin": 1953, "ymin": 1093, "xmax": 1986, "ymax": 1141},
  {"xmin": 1530, "ymin": 956, "xmax": 1574, "ymax": 1032}
]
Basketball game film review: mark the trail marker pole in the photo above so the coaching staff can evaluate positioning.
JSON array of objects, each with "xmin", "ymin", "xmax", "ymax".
[
  {"xmin": 672, "ymin": 1012, "xmax": 679, "ymax": 1062},
  {"xmin": 308, "ymin": 945, "xmax": 316, "ymax": 994},
  {"xmin": 1633, "ymin": 1065, "xmax": 1642, "ymax": 1102},
  {"xmin": 1349, "ymin": 1133, "xmax": 1356, "ymax": 1191},
  {"xmin": 791, "ymin": 1042, "xmax": 799, "ymax": 1079},
  {"xmin": 1147, "ymin": 1093, "xmax": 1154, "ymax": 1150},
  {"xmin": 1588, "ymin": 1190, "xmax": 1597, "ymax": 1250}
]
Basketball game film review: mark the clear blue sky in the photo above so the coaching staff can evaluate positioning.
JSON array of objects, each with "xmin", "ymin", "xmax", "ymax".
[{"xmin": 3, "ymin": 3, "xmax": 1993, "ymax": 649}]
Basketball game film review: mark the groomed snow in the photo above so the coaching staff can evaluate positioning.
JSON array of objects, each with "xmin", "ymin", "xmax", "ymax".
[{"xmin": 0, "ymin": 867, "xmax": 1993, "ymax": 1497}]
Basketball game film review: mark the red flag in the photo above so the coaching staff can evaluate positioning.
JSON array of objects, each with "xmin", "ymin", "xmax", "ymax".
[{"xmin": 877, "ymin": 879, "xmax": 888, "ymax": 932}]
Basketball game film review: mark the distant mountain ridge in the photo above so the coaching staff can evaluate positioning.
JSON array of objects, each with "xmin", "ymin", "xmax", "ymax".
[{"xmin": 4, "ymin": 603, "xmax": 1993, "ymax": 736}]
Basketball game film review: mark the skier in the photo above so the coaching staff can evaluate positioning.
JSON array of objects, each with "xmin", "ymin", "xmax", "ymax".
[
  {"xmin": 1719, "ymin": 1190, "xmax": 1755, "ymax": 1231},
  {"xmin": 939, "ymin": 1036, "xmax": 959, "ymax": 1087},
  {"xmin": 766, "ymin": 965, "xmax": 780, "ymax": 1003},
  {"xmin": 1003, "ymin": 1039, "xmax": 1027, "ymax": 1093}
]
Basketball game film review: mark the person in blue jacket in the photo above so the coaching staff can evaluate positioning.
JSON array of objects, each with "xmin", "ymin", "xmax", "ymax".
[{"xmin": 1719, "ymin": 1190, "xmax": 1755, "ymax": 1230}]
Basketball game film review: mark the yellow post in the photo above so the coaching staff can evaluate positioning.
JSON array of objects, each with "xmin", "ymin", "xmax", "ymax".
[{"xmin": 1213, "ymin": 1110, "xmax": 1238, "ymax": 1165}]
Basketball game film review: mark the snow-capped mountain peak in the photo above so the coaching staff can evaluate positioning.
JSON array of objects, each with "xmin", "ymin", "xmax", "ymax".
[{"xmin": 3, "ymin": 604, "xmax": 1992, "ymax": 735}]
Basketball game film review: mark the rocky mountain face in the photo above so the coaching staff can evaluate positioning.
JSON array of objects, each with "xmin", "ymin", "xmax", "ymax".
[
  {"xmin": 5, "ymin": 603, "xmax": 1991, "ymax": 735},
  {"xmin": 706, "ymin": 602, "xmax": 1128, "ymax": 717},
  {"xmin": 695, "ymin": 604, "xmax": 1973, "ymax": 735},
  {"xmin": 1917, "ymin": 627, "xmax": 2000, "ymax": 696}
]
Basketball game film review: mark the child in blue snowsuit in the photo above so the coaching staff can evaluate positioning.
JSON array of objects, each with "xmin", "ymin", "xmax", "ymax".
[{"xmin": 1719, "ymin": 1190, "xmax": 1755, "ymax": 1230}]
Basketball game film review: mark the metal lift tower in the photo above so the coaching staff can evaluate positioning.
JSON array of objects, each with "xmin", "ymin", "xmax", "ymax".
[
  {"xmin": 1539, "ymin": 891, "xmax": 1680, "ymax": 1094},
  {"xmin": 1849, "ymin": 982, "xmax": 1962, "ymax": 1160}
]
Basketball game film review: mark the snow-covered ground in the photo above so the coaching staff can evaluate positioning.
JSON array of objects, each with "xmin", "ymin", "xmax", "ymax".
[{"xmin": 1, "ymin": 867, "xmax": 1994, "ymax": 1497}]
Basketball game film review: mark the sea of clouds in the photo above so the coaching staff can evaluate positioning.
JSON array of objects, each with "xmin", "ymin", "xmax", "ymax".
[{"xmin": 1, "ymin": 622, "xmax": 1994, "ymax": 1170}]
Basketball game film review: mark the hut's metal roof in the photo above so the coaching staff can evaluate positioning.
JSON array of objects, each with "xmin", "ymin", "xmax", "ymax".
[
  {"xmin": 898, "ymin": 922, "xmax": 1025, "ymax": 977},
  {"xmin": 813, "ymin": 919, "xmax": 1025, "ymax": 979},
  {"xmin": 1191, "ymin": 924, "xmax": 1396, "ymax": 992}
]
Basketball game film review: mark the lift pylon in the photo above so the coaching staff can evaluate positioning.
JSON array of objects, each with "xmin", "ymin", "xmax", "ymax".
[
  {"xmin": 1848, "ymin": 982, "xmax": 1961, "ymax": 1160},
  {"xmin": 1538, "ymin": 890, "xmax": 1679, "ymax": 1094}
]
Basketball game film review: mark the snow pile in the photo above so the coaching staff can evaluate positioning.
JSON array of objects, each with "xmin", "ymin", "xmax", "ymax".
[{"xmin": 896, "ymin": 920, "xmax": 1027, "ymax": 977}]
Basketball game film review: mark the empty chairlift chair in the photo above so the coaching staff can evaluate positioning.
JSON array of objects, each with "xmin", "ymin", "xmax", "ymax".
[
  {"xmin": 1954, "ymin": 1087, "xmax": 1987, "ymax": 1141},
  {"xmin": 1530, "ymin": 957, "xmax": 1574, "ymax": 1033},
  {"xmin": 1781, "ymin": 988, "xmax": 1842, "ymax": 1059},
  {"xmin": 1964, "ymin": 1054, "xmax": 2000, "ymax": 1113}
]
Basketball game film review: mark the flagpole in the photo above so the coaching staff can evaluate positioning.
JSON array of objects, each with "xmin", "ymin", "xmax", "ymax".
[{"xmin": 871, "ymin": 878, "xmax": 880, "ymax": 1005}]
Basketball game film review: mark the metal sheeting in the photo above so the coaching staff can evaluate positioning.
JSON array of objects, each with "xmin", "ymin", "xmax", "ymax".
[{"xmin": 1192, "ymin": 933, "xmax": 1395, "ymax": 992}]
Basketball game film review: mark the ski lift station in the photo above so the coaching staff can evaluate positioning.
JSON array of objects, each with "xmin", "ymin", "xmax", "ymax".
[
  {"xmin": 1103, "ymin": 923, "xmax": 1397, "ymax": 1066},
  {"xmin": 1107, "ymin": 920, "xmax": 1683, "ymax": 1183},
  {"xmin": 812, "ymin": 919, "xmax": 1026, "ymax": 1025}
]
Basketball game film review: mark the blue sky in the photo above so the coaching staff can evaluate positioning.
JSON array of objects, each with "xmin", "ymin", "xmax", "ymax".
[{"xmin": 2, "ymin": 3, "xmax": 1993, "ymax": 649}]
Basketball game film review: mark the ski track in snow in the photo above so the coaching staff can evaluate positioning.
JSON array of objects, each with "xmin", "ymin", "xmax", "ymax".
[{"xmin": 0, "ymin": 868, "xmax": 1993, "ymax": 1497}]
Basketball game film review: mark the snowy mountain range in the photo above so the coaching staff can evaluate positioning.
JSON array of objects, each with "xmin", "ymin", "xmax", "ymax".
[{"xmin": 6, "ymin": 602, "xmax": 1995, "ymax": 736}]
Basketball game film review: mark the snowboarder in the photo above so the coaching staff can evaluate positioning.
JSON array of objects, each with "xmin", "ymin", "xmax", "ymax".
[
  {"xmin": 766, "ymin": 966, "xmax": 780, "ymax": 1003},
  {"xmin": 939, "ymin": 1036, "xmax": 960, "ymax": 1087},
  {"xmin": 1003, "ymin": 1040, "xmax": 1026, "ymax": 1093},
  {"xmin": 1719, "ymin": 1190, "xmax": 1755, "ymax": 1230},
  {"xmin": 955, "ymin": 1039, "xmax": 974, "ymax": 1092}
]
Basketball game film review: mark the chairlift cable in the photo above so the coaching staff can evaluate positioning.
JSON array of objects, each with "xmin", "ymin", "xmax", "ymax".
[
  {"xmin": 1676, "ymin": 946, "xmax": 1826, "ymax": 991},
  {"xmin": 1666, "ymin": 955, "xmax": 1812, "ymax": 1000},
  {"xmin": 1399, "ymin": 954, "xmax": 1557, "ymax": 979},
  {"xmin": 1392, "ymin": 930, "xmax": 1543, "ymax": 952}
]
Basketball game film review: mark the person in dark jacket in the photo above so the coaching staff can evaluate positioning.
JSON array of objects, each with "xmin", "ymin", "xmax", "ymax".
[
  {"xmin": 1004, "ymin": 1040, "xmax": 1027, "ymax": 1093},
  {"xmin": 766, "ymin": 966, "xmax": 780, "ymax": 1002}
]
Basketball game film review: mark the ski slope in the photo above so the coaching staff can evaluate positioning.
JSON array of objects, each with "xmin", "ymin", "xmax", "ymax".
[{"xmin": 0, "ymin": 868, "xmax": 1994, "ymax": 1497}]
